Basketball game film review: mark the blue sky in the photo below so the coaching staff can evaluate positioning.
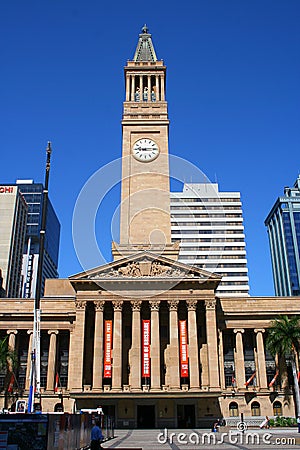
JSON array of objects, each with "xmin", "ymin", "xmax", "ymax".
[{"xmin": 1, "ymin": 1, "xmax": 299, "ymax": 295}]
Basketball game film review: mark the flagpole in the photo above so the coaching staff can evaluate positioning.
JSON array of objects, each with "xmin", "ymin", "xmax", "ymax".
[{"xmin": 28, "ymin": 142, "xmax": 52, "ymax": 413}]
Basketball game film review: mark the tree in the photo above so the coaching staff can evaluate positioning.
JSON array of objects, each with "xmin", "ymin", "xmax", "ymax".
[
  {"xmin": 0, "ymin": 336, "xmax": 17, "ymax": 408},
  {"xmin": 266, "ymin": 315, "xmax": 300, "ymax": 417}
]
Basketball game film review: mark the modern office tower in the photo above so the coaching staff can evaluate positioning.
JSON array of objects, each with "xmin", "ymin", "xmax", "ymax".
[
  {"xmin": 171, "ymin": 183, "xmax": 250, "ymax": 297},
  {"xmin": 265, "ymin": 175, "xmax": 300, "ymax": 296},
  {"xmin": 16, "ymin": 180, "xmax": 61, "ymax": 298},
  {"xmin": 0, "ymin": 185, "xmax": 27, "ymax": 297}
]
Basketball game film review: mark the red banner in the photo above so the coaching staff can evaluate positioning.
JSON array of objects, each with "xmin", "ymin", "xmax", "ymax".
[
  {"xmin": 142, "ymin": 320, "xmax": 151, "ymax": 378},
  {"xmin": 245, "ymin": 371, "xmax": 256, "ymax": 387},
  {"xmin": 7, "ymin": 373, "xmax": 14, "ymax": 393},
  {"xmin": 179, "ymin": 320, "xmax": 189, "ymax": 378},
  {"xmin": 269, "ymin": 370, "xmax": 279, "ymax": 387},
  {"xmin": 104, "ymin": 320, "xmax": 112, "ymax": 378}
]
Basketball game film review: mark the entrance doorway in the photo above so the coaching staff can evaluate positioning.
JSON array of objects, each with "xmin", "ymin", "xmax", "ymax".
[
  {"xmin": 177, "ymin": 404, "xmax": 195, "ymax": 428},
  {"xmin": 137, "ymin": 405, "xmax": 155, "ymax": 428}
]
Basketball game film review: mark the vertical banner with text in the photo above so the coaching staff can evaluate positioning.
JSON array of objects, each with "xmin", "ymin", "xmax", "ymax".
[
  {"xmin": 104, "ymin": 320, "xmax": 112, "ymax": 378},
  {"xmin": 142, "ymin": 320, "xmax": 151, "ymax": 378},
  {"xmin": 179, "ymin": 320, "xmax": 189, "ymax": 378}
]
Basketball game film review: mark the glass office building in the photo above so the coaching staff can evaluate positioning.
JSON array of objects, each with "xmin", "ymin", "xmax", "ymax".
[
  {"xmin": 16, "ymin": 180, "xmax": 61, "ymax": 298},
  {"xmin": 265, "ymin": 175, "xmax": 300, "ymax": 296}
]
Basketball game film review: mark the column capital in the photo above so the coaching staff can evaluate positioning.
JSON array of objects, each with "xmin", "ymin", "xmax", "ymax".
[
  {"xmin": 130, "ymin": 300, "xmax": 142, "ymax": 311},
  {"xmin": 94, "ymin": 300, "xmax": 105, "ymax": 312},
  {"xmin": 167, "ymin": 299, "xmax": 179, "ymax": 311},
  {"xmin": 27, "ymin": 330, "xmax": 33, "ymax": 335},
  {"xmin": 112, "ymin": 300, "xmax": 123, "ymax": 312},
  {"xmin": 254, "ymin": 328, "xmax": 265, "ymax": 334},
  {"xmin": 75, "ymin": 300, "xmax": 87, "ymax": 310},
  {"xmin": 149, "ymin": 300, "xmax": 160, "ymax": 311},
  {"xmin": 205, "ymin": 298, "xmax": 216, "ymax": 310},
  {"xmin": 233, "ymin": 328, "xmax": 245, "ymax": 334},
  {"xmin": 7, "ymin": 330, "xmax": 18, "ymax": 335},
  {"xmin": 187, "ymin": 299, "xmax": 198, "ymax": 311},
  {"xmin": 48, "ymin": 330, "xmax": 59, "ymax": 335}
]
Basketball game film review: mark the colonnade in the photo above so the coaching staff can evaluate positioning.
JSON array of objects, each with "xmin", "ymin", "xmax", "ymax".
[
  {"xmin": 67, "ymin": 297, "xmax": 220, "ymax": 392},
  {"xmin": 5, "ymin": 307, "xmax": 272, "ymax": 395},
  {"xmin": 6, "ymin": 328, "xmax": 60, "ymax": 392},
  {"xmin": 125, "ymin": 73, "xmax": 165, "ymax": 102},
  {"xmin": 219, "ymin": 328, "xmax": 270, "ymax": 390}
]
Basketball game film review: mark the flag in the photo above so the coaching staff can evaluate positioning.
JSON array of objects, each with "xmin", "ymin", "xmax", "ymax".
[
  {"xmin": 245, "ymin": 372, "xmax": 256, "ymax": 387},
  {"xmin": 298, "ymin": 371, "xmax": 300, "ymax": 382},
  {"xmin": 104, "ymin": 320, "xmax": 112, "ymax": 378},
  {"xmin": 142, "ymin": 320, "xmax": 150, "ymax": 378},
  {"xmin": 179, "ymin": 320, "xmax": 189, "ymax": 378},
  {"xmin": 231, "ymin": 375, "xmax": 236, "ymax": 387},
  {"xmin": 7, "ymin": 373, "xmax": 14, "ymax": 393},
  {"xmin": 54, "ymin": 372, "xmax": 59, "ymax": 392},
  {"xmin": 269, "ymin": 370, "xmax": 279, "ymax": 387}
]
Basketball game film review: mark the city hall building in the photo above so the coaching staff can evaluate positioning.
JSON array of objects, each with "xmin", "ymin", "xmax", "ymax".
[{"xmin": 0, "ymin": 27, "xmax": 299, "ymax": 428}]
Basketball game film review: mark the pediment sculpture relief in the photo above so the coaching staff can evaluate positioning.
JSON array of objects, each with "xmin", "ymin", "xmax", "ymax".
[{"xmin": 88, "ymin": 259, "xmax": 200, "ymax": 279}]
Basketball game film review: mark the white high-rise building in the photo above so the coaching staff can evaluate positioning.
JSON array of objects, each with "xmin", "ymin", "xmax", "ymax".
[
  {"xmin": 0, "ymin": 185, "xmax": 27, "ymax": 297},
  {"xmin": 170, "ymin": 183, "xmax": 249, "ymax": 297}
]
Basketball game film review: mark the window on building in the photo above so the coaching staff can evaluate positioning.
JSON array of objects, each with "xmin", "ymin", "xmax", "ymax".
[
  {"xmin": 251, "ymin": 402, "xmax": 261, "ymax": 416},
  {"xmin": 229, "ymin": 402, "xmax": 239, "ymax": 417},
  {"xmin": 273, "ymin": 401, "xmax": 282, "ymax": 416}
]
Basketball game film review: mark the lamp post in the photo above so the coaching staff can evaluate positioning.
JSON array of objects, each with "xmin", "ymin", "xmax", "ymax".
[{"xmin": 28, "ymin": 142, "xmax": 52, "ymax": 413}]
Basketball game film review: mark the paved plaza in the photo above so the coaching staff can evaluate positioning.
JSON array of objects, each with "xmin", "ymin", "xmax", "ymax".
[{"xmin": 101, "ymin": 427, "xmax": 300, "ymax": 449}]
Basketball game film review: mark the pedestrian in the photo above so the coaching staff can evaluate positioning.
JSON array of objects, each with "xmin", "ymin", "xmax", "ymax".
[
  {"xmin": 297, "ymin": 416, "xmax": 300, "ymax": 433},
  {"xmin": 91, "ymin": 419, "xmax": 104, "ymax": 450}
]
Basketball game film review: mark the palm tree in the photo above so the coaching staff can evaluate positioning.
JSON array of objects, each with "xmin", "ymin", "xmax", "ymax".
[
  {"xmin": 0, "ymin": 336, "xmax": 17, "ymax": 409},
  {"xmin": 266, "ymin": 315, "xmax": 300, "ymax": 417}
]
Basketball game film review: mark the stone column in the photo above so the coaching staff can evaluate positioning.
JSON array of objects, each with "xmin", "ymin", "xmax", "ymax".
[
  {"xmin": 7, "ymin": 330, "xmax": 17, "ymax": 351},
  {"xmin": 7, "ymin": 330, "xmax": 17, "ymax": 372},
  {"xmin": 126, "ymin": 75, "xmax": 130, "ymax": 101},
  {"xmin": 147, "ymin": 76, "xmax": 151, "ymax": 101},
  {"xmin": 205, "ymin": 299, "xmax": 220, "ymax": 390},
  {"xmin": 68, "ymin": 300, "xmax": 86, "ymax": 391},
  {"xmin": 129, "ymin": 300, "xmax": 142, "ymax": 390},
  {"xmin": 254, "ymin": 329, "xmax": 268, "ymax": 390},
  {"xmin": 234, "ymin": 329, "xmax": 245, "ymax": 388},
  {"xmin": 139, "ymin": 75, "xmax": 143, "ymax": 99},
  {"xmin": 92, "ymin": 300, "xmax": 105, "ymax": 391},
  {"xmin": 149, "ymin": 300, "xmax": 161, "ymax": 390},
  {"xmin": 131, "ymin": 76, "xmax": 135, "ymax": 101},
  {"xmin": 46, "ymin": 330, "xmax": 58, "ymax": 391},
  {"xmin": 25, "ymin": 330, "xmax": 33, "ymax": 390},
  {"xmin": 165, "ymin": 300, "xmax": 180, "ymax": 390},
  {"xmin": 160, "ymin": 75, "xmax": 165, "ymax": 101},
  {"xmin": 155, "ymin": 75, "xmax": 159, "ymax": 101},
  {"xmin": 186, "ymin": 299, "xmax": 200, "ymax": 390},
  {"xmin": 218, "ymin": 329, "xmax": 226, "ymax": 390},
  {"xmin": 112, "ymin": 300, "xmax": 123, "ymax": 391}
]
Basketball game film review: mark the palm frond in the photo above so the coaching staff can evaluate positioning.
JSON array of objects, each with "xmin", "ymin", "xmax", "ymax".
[{"xmin": 266, "ymin": 315, "xmax": 300, "ymax": 358}]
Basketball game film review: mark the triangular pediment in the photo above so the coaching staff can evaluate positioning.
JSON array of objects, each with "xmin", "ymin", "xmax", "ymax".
[{"xmin": 69, "ymin": 251, "xmax": 221, "ymax": 283}]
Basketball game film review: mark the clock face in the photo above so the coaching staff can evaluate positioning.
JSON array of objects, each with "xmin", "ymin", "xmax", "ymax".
[{"xmin": 132, "ymin": 139, "xmax": 159, "ymax": 162}]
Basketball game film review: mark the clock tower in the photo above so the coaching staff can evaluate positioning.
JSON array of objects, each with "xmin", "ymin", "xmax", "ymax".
[{"xmin": 113, "ymin": 26, "xmax": 179, "ymax": 260}]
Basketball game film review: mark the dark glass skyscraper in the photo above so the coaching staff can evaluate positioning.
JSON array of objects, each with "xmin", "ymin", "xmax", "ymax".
[
  {"xmin": 16, "ymin": 180, "xmax": 60, "ymax": 298},
  {"xmin": 265, "ymin": 175, "xmax": 300, "ymax": 296}
]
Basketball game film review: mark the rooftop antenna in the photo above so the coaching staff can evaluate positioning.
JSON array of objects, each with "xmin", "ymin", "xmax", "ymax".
[{"xmin": 28, "ymin": 141, "xmax": 52, "ymax": 413}]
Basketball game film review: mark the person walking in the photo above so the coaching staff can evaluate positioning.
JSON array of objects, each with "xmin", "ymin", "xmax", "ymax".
[{"xmin": 91, "ymin": 420, "xmax": 104, "ymax": 450}]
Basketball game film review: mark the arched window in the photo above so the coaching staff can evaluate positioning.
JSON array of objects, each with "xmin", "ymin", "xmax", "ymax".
[
  {"xmin": 273, "ymin": 401, "xmax": 282, "ymax": 416},
  {"xmin": 54, "ymin": 403, "xmax": 64, "ymax": 412},
  {"xmin": 229, "ymin": 402, "xmax": 239, "ymax": 417},
  {"xmin": 251, "ymin": 401, "xmax": 261, "ymax": 416}
]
